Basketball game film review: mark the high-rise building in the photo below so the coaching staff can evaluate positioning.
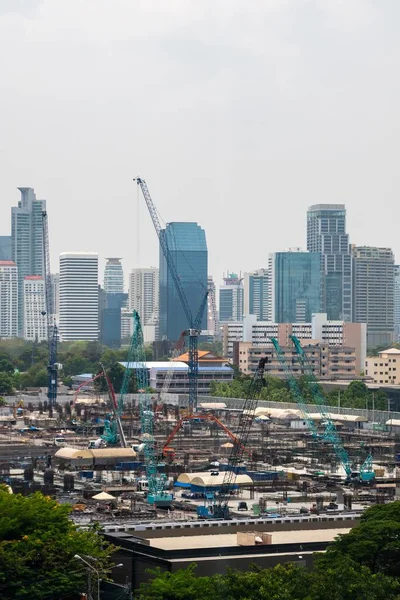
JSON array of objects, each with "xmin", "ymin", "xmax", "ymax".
[
  {"xmin": 104, "ymin": 258, "xmax": 124, "ymax": 293},
  {"xmin": 0, "ymin": 261, "xmax": 18, "ymax": 337},
  {"xmin": 50, "ymin": 273, "xmax": 59, "ymax": 323},
  {"xmin": 219, "ymin": 273, "xmax": 244, "ymax": 322},
  {"xmin": 352, "ymin": 246, "xmax": 395, "ymax": 349},
  {"xmin": 269, "ymin": 250, "xmax": 321, "ymax": 323},
  {"xmin": 159, "ymin": 222, "xmax": 208, "ymax": 341},
  {"xmin": 11, "ymin": 187, "xmax": 46, "ymax": 335},
  {"xmin": 23, "ymin": 276, "xmax": 47, "ymax": 342},
  {"xmin": 207, "ymin": 276, "xmax": 218, "ymax": 335},
  {"xmin": 394, "ymin": 265, "xmax": 400, "ymax": 341},
  {"xmin": 243, "ymin": 268, "xmax": 269, "ymax": 320},
  {"xmin": 0, "ymin": 236, "xmax": 11, "ymax": 261},
  {"xmin": 59, "ymin": 252, "xmax": 99, "ymax": 341},
  {"xmin": 129, "ymin": 267, "xmax": 159, "ymax": 327},
  {"xmin": 307, "ymin": 204, "xmax": 352, "ymax": 321}
]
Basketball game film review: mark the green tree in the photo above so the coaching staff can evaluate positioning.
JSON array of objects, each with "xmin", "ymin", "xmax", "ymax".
[
  {"xmin": 0, "ymin": 359, "xmax": 15, "ymax": 374},
  {"xmin": 0, "ymin": 373, "xmax": 14, "ymax": 395},
  {"xmin": 327, "ymin": 501, "xmax": 400, "ymax": 577},
  {"xmin": 0, "ymin": 490, "xmax": 116, "ymax": 600}
]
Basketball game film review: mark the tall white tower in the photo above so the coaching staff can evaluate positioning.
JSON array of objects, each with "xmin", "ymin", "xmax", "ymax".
[
  {"xmin": 23, "ymin": 276, "xmax": 47, "ymax": 341},
  {"xmin": 129, "ymin": 267, "xmax": 159, "ymax": 326},
  {"xmin": 0, "ymin": 261, "xmax": 18, "ymax": 337},
  {"xmin": 59, "ymin": 252, "xmax": 99, "ymax": 341}
]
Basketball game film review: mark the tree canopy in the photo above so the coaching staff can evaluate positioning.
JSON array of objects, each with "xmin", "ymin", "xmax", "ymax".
[{"xmin": 0, "ymin": 489, "xmax": 115, "ymax": 599}]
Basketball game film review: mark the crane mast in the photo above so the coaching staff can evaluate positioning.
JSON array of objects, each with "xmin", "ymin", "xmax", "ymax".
[
  {"xmin": 42, "ymin": 211, "xmax": 58, "ymax": 408},
  {"xmin": 135, "ymin": 177, "xmax": 208, "ymax": 413},
  {"xmin": 290, "ymin": 335, "xmax": 374, "ymax": 482},
  {"xmin": 200, "ymin": 357, "xmax": 268, "ymax": 519},
  {"xmin": 132, "ymin": 310, "xmax": 172, "ymax": 506}
]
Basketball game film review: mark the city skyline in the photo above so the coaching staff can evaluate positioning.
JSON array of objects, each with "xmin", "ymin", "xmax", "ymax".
[{"xmin": 1, "ymin": 3, "xmax": 400, "ymax": 285}]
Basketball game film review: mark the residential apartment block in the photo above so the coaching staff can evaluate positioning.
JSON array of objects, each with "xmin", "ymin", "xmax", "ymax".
[{"xmin": 365, "ymin": 348, "xmax": 400, "ymax": 385}]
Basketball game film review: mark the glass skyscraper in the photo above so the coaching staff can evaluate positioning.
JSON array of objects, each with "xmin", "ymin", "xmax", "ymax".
[
  {"xmin": 269, "ymin": 251, "xmax": 321, "ymax": 323},
  {"xmin": 159, "ymin": 222, "xmax": 208, "ymax": 341},
  {"xmin": 307, "ymin": 204, "xmax": 352, "ymax": 321},
  {"xmin": 0, "ymin": 236, "xmax": 11, "ymax": 261},
  {"xmin": 104, "ymin": 258, "xmax": 124, "ymax": 293},
  {"xmin": 11, "ymin": 188, "xmax": 46, "ymax": 335}
]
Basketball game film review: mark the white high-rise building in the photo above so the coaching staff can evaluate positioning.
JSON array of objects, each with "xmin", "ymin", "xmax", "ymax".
[
  {"xmin": 23, "ymin": 276, "xmax": 47, "ymax": 341},
  {"xmin": 129, "ymin": 267, "xmax": 159, "ymax": 326},
  {"xmin": 50, "ymin": 273, "xmax": 59, "ymax": 324},
  {"xmin": 11, "ymin": 188, "xmax": 46, "ymax": 335},
  {"xmin": 59, "ymin": 252, "xmax": 99, "ymax": 341},
  {"xmin": 394, "ymin": 265, "xmax": 400, "ymax": 341},
  {"xmin": 0, "ymin": 261, "xmax": 18, "ymax": 337},
  {"xmin": 104, "ymin": 258, "xmax": 124, "ymax": 293}
]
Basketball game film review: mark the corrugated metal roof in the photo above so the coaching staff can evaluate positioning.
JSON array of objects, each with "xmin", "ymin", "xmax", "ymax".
[
  {"xmin": 191, "ymin": 474, "xmax": 253, "ymax": 487},
  {"xmin": 55, "ymin": 447, "xmax": 137, "ymax": 459},
  {"xmin": 91, "ymin": 448, "xmax": 136, "ymax": 458},
  {"xmin": 55, "ymin": 448, "xmax": 93, "ymax": 459}
]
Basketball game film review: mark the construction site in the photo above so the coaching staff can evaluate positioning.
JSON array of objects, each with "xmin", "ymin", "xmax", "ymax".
[{"xmin": 1, "ymin": 179, "xmax": 400, "ymax": 590}]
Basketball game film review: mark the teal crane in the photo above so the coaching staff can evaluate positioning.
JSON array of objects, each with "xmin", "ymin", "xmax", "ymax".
[
  {"xmin": 270, "ymin": 337, "xmax": 318, "ymax": 438},
  {"xmin": 132, "ymin": 310, "xmax": 173, "ymax": 506},
  {"xmin": 290, "ymin": 335, "xmax": 374, "ymax": 482}
]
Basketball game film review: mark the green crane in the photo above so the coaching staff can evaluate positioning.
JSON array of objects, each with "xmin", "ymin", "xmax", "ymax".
[
  {"xmin": 290, "ymin": 335, "xmax": 374, "ymax": 482},
  {"xmin": 132, "ymin": 310, "xmax": 173, "ymax": 507}
]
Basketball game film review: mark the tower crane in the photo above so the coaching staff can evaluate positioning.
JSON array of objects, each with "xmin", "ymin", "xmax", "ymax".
[
  {"xmin": 132, "ymin": 310, "xmax": 173, "ymax": 507},
  {"xmin": 290, "ymin": 335, "xmax": 374, "ymax": 482},
  {"xmin": 42, "ymin": 211, "xmax": 59, "ymax": 408},
  {"xmin": 135, "ymin": 177, "xmax": 208, "ymax": 413},
  {"xmin": 199, "ymin": 357, "xmax": 268, "ymax": 519}
]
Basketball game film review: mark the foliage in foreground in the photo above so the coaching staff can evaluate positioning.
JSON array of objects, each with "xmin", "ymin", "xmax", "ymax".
[
  {"xmin": 0, "ymin": 489, "xmax": 115, "ymax": 600},
  {"xmin": 137, "ymin": 557, "xmax": 400, "ymax": 600},
  {"xmin": 138, "ymin": 502, "xmax": 400, "ymax": 600}
]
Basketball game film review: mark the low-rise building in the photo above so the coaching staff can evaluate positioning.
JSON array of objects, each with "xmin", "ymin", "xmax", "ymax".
[
  {"xmin": 119, "ymin": 360, "xmax": 234, "ymax": 395},
  {"xmin": 365, "ymin": 348, "xmax": 400, "ymax": 384},
  {"xmin": 235, "ymin": 341, "xmax": 358, "ymax": 379},
  {"xmin": 223, "ymin": 313, "xmax": 366, "ymax": 374}
]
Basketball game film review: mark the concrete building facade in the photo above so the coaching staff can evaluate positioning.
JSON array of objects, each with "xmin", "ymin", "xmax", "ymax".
[
  {"xmin": 236, "ymin": 341, "xmax": 359, "ymax": 379},
  {"xmin": 219, "ymin": 272, "xmax": 244, "ymax": 323},
  {"xmin": 269, "ymin": 251, "xmax": 321, "ymax": 323},
  {"xmin": 11, "ymin": 187, "xmax": 46, "ymax": 334},
  {"xmin": 243, "ymin": 268, "xmax": 269, "ymax": 321},
  {"xmin": 0, "ymin": 261, "xmax": 18, "ymax": 337},
  {"xmin": 395, "ymin": 265, "xmax": 400, "ymax": 342},
  {"xmin": 159, "ymin": 222, "xmax": 207, "ymax": 341},
  {"xmin": 365, "ymin": 348, "xmax": 400, "ymax": 385},
  {"xmin": 352, "ymin": 246, "xmax": 395, "ymax": 349},
  {"xmin": 223, "ymin": 313, "xmax": 366, "ymax": 374},
  {"xmin": 59, "ymin": 252, "xmax": 99, "ymax": 341},
  {"xmin": 23, "ymin": 275, "xmax": 46, "ymax": 341},
  {"xmin": 129, "ymin": 267, "xmax": 159, "ymax": 327},
  {"xmin": 307, "ymin": 204, "xmax": 352, "ymax": 322}
]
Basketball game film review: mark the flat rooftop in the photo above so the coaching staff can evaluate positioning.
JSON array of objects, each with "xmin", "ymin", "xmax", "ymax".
[{"xmin": 149, "ymin": 528, "xmax": 350, "ymax": 551}]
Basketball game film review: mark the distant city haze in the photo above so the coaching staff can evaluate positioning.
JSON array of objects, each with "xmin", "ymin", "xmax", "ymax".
[{"xmin": 1, "ymin": 2, "xmax": 400, "ymax": 285}]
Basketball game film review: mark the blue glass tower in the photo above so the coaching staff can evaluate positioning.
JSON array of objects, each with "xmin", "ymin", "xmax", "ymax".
[
  {"xmin": 269, "ymin": 251, "xmax": 321, "ymax": 323},
  {"xmin": 159, "ymin": 222, "xmax": 208, "ymax": 341}
]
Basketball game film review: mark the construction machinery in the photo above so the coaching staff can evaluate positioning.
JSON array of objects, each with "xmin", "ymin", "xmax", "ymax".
[
  {"xmin": 100, "ymin": 363, "xmax": 127, "ymax": 448},
  {"xmin": 159, "ymin": 331, "xmax": 186, "ymax": 404},
  {"xmin": 289, "ymin": 335, "xmax": 374, "ymax": 483},
  {"xmin": 42, "ymin": 211, "xmax": 59, "ymax": 408},
  {"xmin": 132, "ymin": 310, "xmax": 173, "ymax": 507},
  {"xmin": 270, "ymin": 338, "xmax": 319, "ymax": 438},
  {"xmin": 163, "ymin": 413, "xmax": 253, "ymax": 461},
  {"xmin": 198, "ymin": 357, "xmax": 268, "ymax": 519},
  {"xmin": 135, "ymin": 177, "xmax": 208, "ymax": 413}
]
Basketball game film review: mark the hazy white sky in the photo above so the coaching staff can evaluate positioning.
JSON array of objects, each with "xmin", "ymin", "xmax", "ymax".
[{"xmin": 1, "ymin": 0, "xmax": 400, "ymax": 287}]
